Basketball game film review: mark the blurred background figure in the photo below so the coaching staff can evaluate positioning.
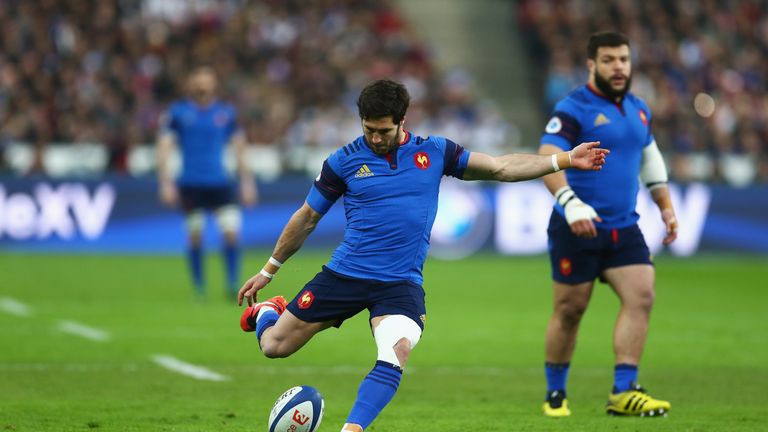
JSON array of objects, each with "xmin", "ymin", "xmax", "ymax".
[
  {"xmin": 516, "ymin": 0, "xmax": 768, "ymax": 186},
  {"xmin": 156, "ymin": 66, "xmax": 256, "ymax": 298}
]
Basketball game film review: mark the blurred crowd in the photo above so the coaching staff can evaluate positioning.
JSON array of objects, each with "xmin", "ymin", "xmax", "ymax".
[
  {"xmin": 0, "ymin": 0, "xmax": 515, "ymax": 175},
  {"xmin": 517, "ymin": 0, "xmax": 768, "ymax": 186}
]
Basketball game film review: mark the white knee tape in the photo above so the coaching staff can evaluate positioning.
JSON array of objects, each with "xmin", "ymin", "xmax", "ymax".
[
  {"xmin": 373, "ymin": 315, "xmax": 422, "ymax": 368},
  {"xmin": 215, "ymin": 204, "xmax": 242, "ymax": 232},
  {"xmin": 185, "ymin": 210, "xmax": 205, "ymax": 233}
]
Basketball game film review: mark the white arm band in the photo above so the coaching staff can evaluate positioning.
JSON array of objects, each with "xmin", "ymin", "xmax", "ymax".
[{"xmin": 639, "ymin": 140, "xmax": 668, "ymax": 190}]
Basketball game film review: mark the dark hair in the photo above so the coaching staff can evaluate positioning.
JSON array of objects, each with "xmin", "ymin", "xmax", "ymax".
[
  {"xmin": 587, "ymin": 31, "xmax": 630, "ymax": 59},
  {"xmin": 357, "ymin": 79, "xmax": 410, "ymax": 124}
]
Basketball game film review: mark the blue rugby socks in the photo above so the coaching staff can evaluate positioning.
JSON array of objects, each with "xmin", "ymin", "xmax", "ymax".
[
  {"xmin": 223, "ymin": 245, "xmax": 240, "ymax": 295},
  {"xmin": 545, "ymin": 362, "xmax": 570, "ymax": 394},
  {"xmin": 346, "ymin": 361, "xmax": 403, "ymax": 429},
  {"xmin": 187, "ymin": 246, "xmax": 204, "ymax": 295},
  {"xmin": 255, "ymin": 307, "xmax": 279, "ymax": 343},
  {"xmin": 613, "ymin": 363, "xmax": 638, "ymax": 393}
]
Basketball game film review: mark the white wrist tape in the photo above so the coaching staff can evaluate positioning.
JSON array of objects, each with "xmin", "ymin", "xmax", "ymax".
[
  {"xmin": 554, "ymin": 186, "xmax": 575, "ymax": 207},
  {"xmin": 551, "ymin": 154, "xmax": 561, "ymax": 172},
  {"xmin": 268, "ymin": 256, "xmax": 283, "ymax": 268},
  {"xmin": 555, "ymin": 186, "xmax": 599, "ymax": 225},
  {"xmin": 259, "ymin": 268, "xmax": 274, "ymax": 279}
]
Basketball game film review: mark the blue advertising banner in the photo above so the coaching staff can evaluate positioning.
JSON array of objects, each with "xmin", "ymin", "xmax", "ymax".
[{"xmin": 1, "ymin": 176, "xmax": 766, "ymax": 257}]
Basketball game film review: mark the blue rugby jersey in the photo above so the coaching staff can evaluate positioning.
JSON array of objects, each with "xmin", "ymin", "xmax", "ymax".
[
  {"xmin": 306, "ymin": 132, "xmax": 471, "ymax": 284},
  {"xmin": 540, "ymin": 84, "xmax": 655, "ymax": 228},
  {"xmin": 162, "ymin": 99, "xmax": 239, "ymax": 187}
]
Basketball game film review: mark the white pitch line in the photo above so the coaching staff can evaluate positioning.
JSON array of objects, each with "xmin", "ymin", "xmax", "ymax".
[
  {"xmin": 151, "ymin": 354, "xmax": 230, "ymax": 382},
  {"xmin": 56, "ymin": 320, "xmax": 111, "ymax": 342},
  {"xmin": 0, "ymin": 297, "xmax": 32, "ymax": 317}
]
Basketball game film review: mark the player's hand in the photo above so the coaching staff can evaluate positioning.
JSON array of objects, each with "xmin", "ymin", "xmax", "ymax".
[
  {"xmin": 237, "ymin": 272, "xmax": 271, "ymax": 306},
  {"xmin": 661, "ymin": 208, "xmax": 678, "ymax": 245},
  {"xmin": 564, "ymin": 198, "xmax": 602, "ymax": 239},
  {"xmin": 570, "ymin": 141, "xmax": 609, "ymax": 170},
  {"xmin": 159, "ymin": 181, "xmax": 178, "ymax": 207},
  {"xmin": 240, "ymin": 179, "xmax": 257, "ymax": 207}
]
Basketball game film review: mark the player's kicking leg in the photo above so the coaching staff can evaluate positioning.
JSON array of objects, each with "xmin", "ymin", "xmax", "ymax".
[
  {"xmin": 240, "ymin": 298, "xmax": 333, "ymax": 357},
  {"xmin": 341, "ymin": 314, "xmax": 422, "ymax": 432},
  {"xmin": 602, "ymin": 264, "xmax": 670, "ymax": 416}
]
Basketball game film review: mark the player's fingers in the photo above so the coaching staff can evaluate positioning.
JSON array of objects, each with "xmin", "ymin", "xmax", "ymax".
[
  {"xmin": 663, "ymin": 230, "xmax": 677, "ymax": 245},
  {"xmin": 586, "ymin": 220, "xmax": 597, "ymax": 238},
  {"xmin": 238, "ymin": 280, "xmax": 255, "ymax": 306},
  {"xmin": 571, "ymin": 220, "xmax": 595, "ymax": 238},
  {"xmin": 237, "ymin": 286, "xmax": 247, "ymax": 306},
  {"xmin": 663, "ymin": 219, "xmax": 678, "ymax": 245},
  {"xmin": 582, "ymin": 220, "xmax": 597, "ymax": 238}
]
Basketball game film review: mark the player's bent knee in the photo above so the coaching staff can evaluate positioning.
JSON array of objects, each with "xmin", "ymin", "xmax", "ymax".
[
  {"xmin": 374, "ymin": 315, "xmax": 422, "ymax": 369},
  {"xmin": 392, "ymin": 338, "xmax": 412, "ymax": 366},
  {"xmin": 555, "ymin": 300, "xmax": 588, "ymax": 326},
  {"xmin": 632, "ymin": 287, "xmax": 656, "ymax": 311},
  {"xmin": 260, "ymin": 339, "xmax": 293, "ymax": 359}
]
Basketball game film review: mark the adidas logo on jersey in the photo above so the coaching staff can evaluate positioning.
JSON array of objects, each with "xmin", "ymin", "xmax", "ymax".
[
  {"xmin": 354, "ymin": 164, "xmax": 374, "ymax": 178},
  {"xmin": 594, "ymin": 113, "xmax": 611, "ymax": 127}
]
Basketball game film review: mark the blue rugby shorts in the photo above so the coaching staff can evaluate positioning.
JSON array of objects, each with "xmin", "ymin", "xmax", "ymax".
[
  {"xmin": 286, "ymin": 266, "xmax": 427, "ymax": 330},
  {"xmin": 178, "ymin": 184, "xmax": 235, "ymax": 212},
  {"xmin": 546, "ymin": 211, "xmax": 652, "ymax": 284}
]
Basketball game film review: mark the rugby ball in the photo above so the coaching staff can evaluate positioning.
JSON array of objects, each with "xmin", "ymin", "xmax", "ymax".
[{"xmin": 268, "ymin": 385, "xmax": 324, "ymax": 432}]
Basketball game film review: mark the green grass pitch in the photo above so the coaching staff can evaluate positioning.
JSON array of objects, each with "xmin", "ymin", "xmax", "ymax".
[{"xmin": 1, "ymin": 252, "xmax": 767, "ymax": 431}]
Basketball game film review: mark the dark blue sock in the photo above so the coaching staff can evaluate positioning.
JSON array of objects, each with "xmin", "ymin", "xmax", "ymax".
[
  {"xmin": 613, "ymin": 363, "xmax": 638, "ymax": 393},
  {"xmin": 256, "ymin": 309, "xmax": 279, "ymax": 343},
  {"xmin": 545, "ymin": 362, "xmax": 570, "ymax": 393},
  {"xmin": 187, "ymin": 246, "xmax": 204, "ymax": 294},
  {"xmin": 223, "ymin": 244, "xmax": 240, "ymax": 294},
  {"xmin": 346, "ymin": 361, "xmax": 402, "ymax": 429}
]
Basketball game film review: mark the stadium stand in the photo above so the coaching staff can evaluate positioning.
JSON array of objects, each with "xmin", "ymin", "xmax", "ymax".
[
  {"xmin": 0, "ymin": 0, "xmax": 514, "ymax": 178},
  {"xmin": 516, "ymin": 0, "xmax": 768, "ymax": 186}
]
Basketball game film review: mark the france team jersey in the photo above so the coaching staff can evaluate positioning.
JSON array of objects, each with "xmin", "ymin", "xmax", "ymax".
[
  {"xmin": 162, "ymin": 99, "xmax": 239, "ymax": 187},
  {"xmin": 541, "ymin": 84, "xmax": 655, "ymax": 228},
  {"xmin": 306, "ymin": 132, "xmax": 471, "ymax": 284}
]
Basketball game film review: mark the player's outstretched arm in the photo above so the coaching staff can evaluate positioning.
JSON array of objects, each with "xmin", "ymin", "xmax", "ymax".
[
  {"xmin": 238, "ymin": 202, "xmax": 324, "ymax": 306},
  {"xmin": 463, "ymin": 141, "xmax": 608, "ymax": 182}
]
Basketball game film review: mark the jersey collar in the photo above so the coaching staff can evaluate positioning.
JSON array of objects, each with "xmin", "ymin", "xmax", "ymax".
[
  {"xmin": 399, "ymin": 130, "xmax": 410, "ymax": 145},
  {"xmin": 586, "ymin": 83, "xmax": 625, "ymax": 112},
  {"xmin": 383, "ymin": 130, "xmax": 410, "ymax": 167}
]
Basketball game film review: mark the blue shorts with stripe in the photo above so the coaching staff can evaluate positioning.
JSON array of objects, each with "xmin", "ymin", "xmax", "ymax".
[
  {"xmin": 286, "ymin": 266, "xmax": 426, "ymax": 330},
  {"xmin": 547, "ymin": 211, "xmax": 652, "ymax": 284}
]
